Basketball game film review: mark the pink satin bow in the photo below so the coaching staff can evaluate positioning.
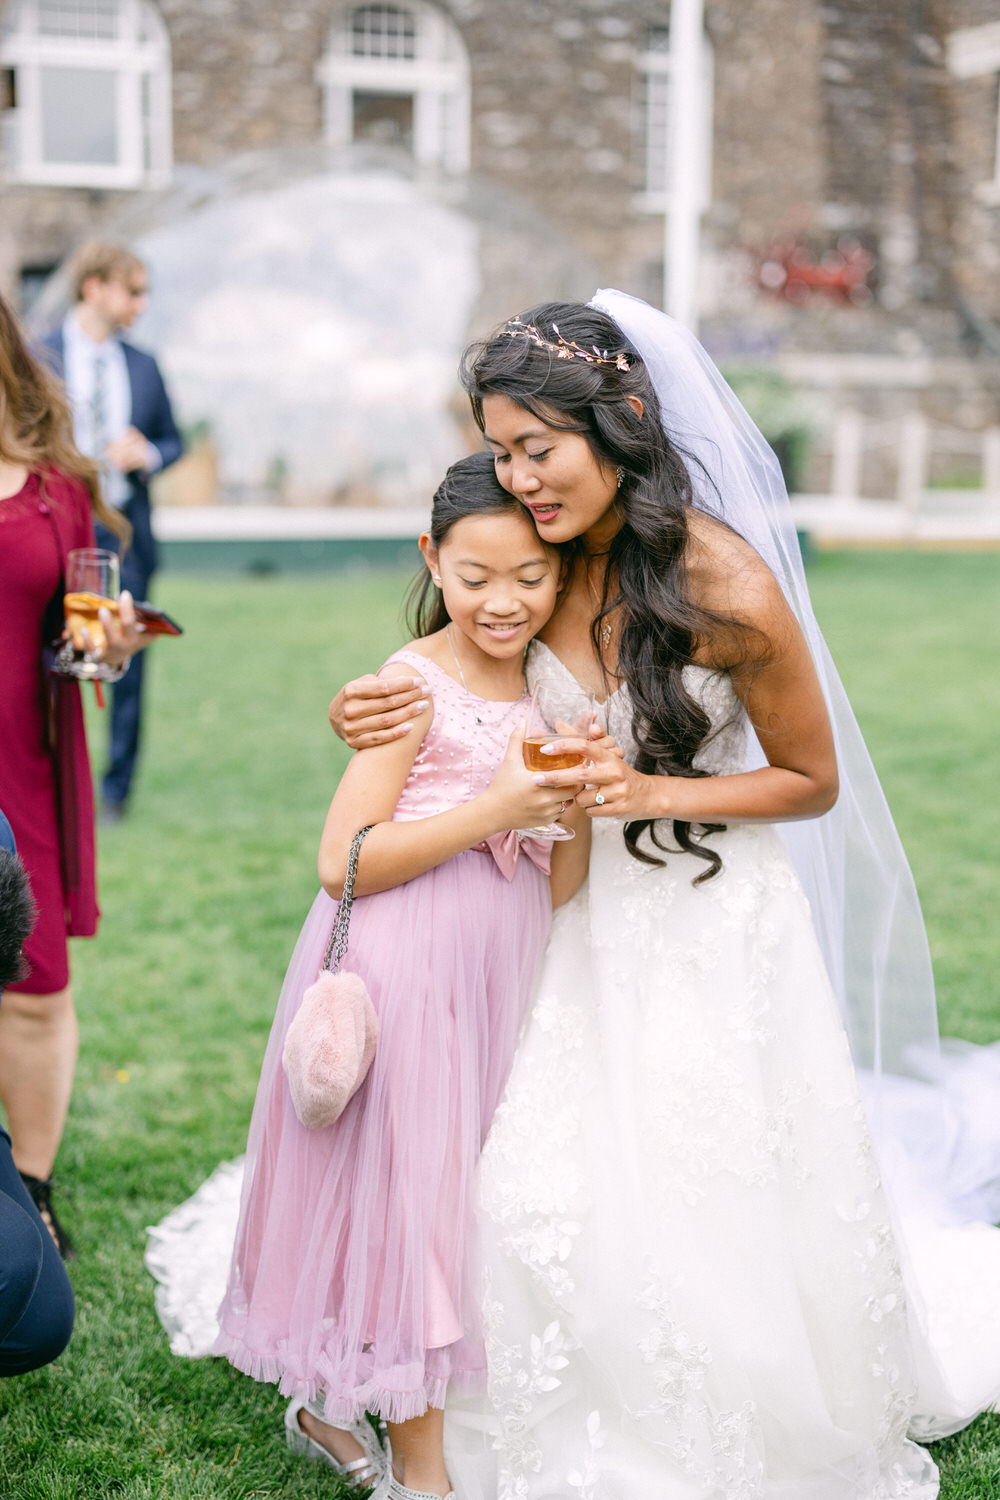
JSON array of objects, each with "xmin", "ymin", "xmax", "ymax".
[{"xmin": 477, "ymin": 830, "xmax": 553, "ymax": 881}]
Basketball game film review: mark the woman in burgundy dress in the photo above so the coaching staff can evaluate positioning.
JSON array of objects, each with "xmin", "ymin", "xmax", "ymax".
[{"xmin": 0, "ymin": 292, "xmax": 145, "ymax": 1257}]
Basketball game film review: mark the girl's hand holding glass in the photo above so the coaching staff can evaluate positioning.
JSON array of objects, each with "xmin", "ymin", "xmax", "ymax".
[
  {"xmin": 483, "ymin": 724, "xmax": 584, "ymax": 838},
  {"xmin": 516, "ymin": 679, "xmax": 597, "ymax": 840}
]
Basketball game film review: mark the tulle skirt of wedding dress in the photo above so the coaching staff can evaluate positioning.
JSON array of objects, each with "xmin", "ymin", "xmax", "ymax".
[{"xmin": 443, "ymin": 819, "xmax": 1000, "ymax": 1500}]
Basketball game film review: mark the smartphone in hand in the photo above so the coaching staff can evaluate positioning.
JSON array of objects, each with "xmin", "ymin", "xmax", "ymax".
[{"xmin": 133, "ymin": 601, "xmax": 183, "ymax": 637}]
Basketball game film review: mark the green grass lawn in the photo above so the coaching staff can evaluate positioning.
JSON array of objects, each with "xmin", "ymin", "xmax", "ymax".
[{"xmin": 1, "ymin": 552, "xmax": 998, "ymax": 1497}]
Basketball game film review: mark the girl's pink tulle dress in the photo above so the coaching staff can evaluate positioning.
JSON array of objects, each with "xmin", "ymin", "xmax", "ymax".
[{"xmin": 213, "ymin": 651, "xmax": 552, "ymax": 1423}]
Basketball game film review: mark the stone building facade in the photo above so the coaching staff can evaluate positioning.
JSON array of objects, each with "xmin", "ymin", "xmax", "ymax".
[{"xmin": 1, "ymin": 0, "xmax": 997, "ymax": 500}]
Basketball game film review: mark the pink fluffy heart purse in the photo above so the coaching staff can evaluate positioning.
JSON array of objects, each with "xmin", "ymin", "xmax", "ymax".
[{"xmin": 283, "ymin": 825, "xmax": 379, "ymax": 1130}]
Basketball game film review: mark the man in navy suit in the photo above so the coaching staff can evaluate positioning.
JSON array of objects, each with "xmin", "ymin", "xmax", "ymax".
[{"xmin": 43, "ymin": 243, "xmax": 183, "ymax": 820}]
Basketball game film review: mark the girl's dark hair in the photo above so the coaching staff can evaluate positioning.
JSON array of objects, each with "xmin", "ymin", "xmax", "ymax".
[
  {"xmin": 405, "ymin": 450, "xmax": 534, "ymax": 639},
  {"xmin": 460, "ymin": 301, "xmax": 762, "ymax": 882}
]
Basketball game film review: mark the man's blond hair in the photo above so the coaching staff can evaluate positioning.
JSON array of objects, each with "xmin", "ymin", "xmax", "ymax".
[{"xmin": 69, "ymin": 241, "xmax": 146, "ymax": 302}]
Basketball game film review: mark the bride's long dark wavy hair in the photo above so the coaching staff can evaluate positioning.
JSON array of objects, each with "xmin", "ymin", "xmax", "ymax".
[{"xmin": 460, "ymin": 301, "xmax": 763, "ymax": 881}]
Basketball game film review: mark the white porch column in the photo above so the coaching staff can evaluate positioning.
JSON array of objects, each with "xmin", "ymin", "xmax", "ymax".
[
  {"xmin": 831, "ymin": 410, "xmax": 864, "ymax": 502},
  {"xmin": 664, "ymin": 0, "xmax": 705, "ymax": 330}
]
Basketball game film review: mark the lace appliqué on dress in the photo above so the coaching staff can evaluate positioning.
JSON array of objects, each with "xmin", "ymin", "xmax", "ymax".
[
  {"xmin": 472, "ymin": 649, "xmax": 936, "ymax": 1499},
  {"xmin": 145, "ymin": 1157, "xmax": 245, "ymax": 1357}
]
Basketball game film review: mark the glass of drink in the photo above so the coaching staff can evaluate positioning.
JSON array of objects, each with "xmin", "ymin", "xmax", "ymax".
[
  {"xmin": 56, "ymin": 548, "xmax": 122, "ymax": 680},
  {"xmin": 520, "ymin": 677, "xmax": 597, "ymax": 841}
]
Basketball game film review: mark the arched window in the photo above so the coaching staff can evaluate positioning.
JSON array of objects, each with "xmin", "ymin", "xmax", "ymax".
[
  {"xmin": 636, "ymin": 24, "xmax": 713, "ymax": 211},
  {"xmin": 318, "ymin": 2, "xmax": 469, "ymax": 173},
  {"xmin": 0, "ymin": 0, "xmax": 171, "ymax": 188}
]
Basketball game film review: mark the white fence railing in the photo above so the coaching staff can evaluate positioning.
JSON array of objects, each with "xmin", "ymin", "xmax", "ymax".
[
  {"xmin": 149, "ymin": 417, "xmax": 1000, "ymax": 545},
  {"xmin": 791, "ymin": 413, "xmax": 1000, "ymax": 540}
]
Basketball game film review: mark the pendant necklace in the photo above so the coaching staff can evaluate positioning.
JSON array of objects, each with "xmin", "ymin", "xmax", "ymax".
[
  {"xmin": 583, "ymin": 551, "xmax": 614, "ymax": 653},
  {"xmin": 445, "ymin": 624, "xmax": 525, "ymax": 725}
]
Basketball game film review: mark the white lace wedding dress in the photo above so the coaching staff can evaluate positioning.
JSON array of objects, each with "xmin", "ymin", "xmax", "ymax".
[{"xmin": 442, "ymin": 647, "xmax": 1000, "ymax": 1500}]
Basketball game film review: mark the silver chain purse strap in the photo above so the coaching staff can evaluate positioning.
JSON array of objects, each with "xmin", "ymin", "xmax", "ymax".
[{"xmin": 322, "ymin": 825, "xmax": 375, "ymax": 973}]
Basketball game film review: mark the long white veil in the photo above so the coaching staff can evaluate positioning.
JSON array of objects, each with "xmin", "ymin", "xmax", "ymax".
[{"xmin": 591, "ymin": 289, "xmax": 1000, "ymax": 1233}]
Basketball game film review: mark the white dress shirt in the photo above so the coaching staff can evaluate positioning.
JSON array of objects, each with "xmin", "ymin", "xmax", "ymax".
[{"xmin": 61, "ymin": 312, "xmax": 161, "ymax": 507}]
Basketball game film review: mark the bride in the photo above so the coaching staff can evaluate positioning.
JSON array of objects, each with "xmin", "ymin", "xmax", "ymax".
[{"xmin": 325, "ymin": 292, "xmax": 1000, "ymax": 1497}]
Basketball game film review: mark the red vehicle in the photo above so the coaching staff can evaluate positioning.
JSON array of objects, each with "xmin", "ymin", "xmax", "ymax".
[{"xmin": 756, "ymin": 237, "xmax": 875, "ymax": 305}]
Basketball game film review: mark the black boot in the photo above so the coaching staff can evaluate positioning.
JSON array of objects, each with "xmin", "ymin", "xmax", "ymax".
[{"xmin": 19, "ymin": 1172, "xmax": 76, "ymax": 1261}]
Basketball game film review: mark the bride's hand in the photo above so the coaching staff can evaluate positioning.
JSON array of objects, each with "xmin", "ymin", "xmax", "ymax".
[
  {"xmin": 536, "ymin": 718, "xmax": 625, "ymax": 766},
  {"xmin": 533, "ymin": 737, "xmax": 649, "ymax": 819},
  {"xmin": 578, "ymin": 751, "xmax": 652, "ymax": 818},
  {"xmin": 583, "ymin": 719, "xmax": 625, "ymax": 761},
  {"xmin": 328, "ymin": 673, "xmax": 430, "ymax": 749}
]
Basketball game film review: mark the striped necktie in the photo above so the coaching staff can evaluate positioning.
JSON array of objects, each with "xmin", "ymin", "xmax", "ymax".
[
  {"xmin": 90, "ymin": 349, "xmax": 120, "ymax": 503},
  {"xmin": 91, "ymin": 350, "xmax": 108, "ymax": 459}
]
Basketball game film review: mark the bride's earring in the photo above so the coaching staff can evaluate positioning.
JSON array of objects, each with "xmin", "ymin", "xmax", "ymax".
[
  {"xmin": 432, "ymin": 575, "xmax": 442, "ymax": 586},
  {"xmin": 616, "ymin": 466, "xmax": 625, "ymax": 490}
]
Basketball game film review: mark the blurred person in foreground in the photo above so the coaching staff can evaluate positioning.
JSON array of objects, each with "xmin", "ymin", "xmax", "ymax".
[
  {"xmin": 0, "ymin": 291, "xmax": 147, "ymax": 1256},
  {"xmin": 42, "ymin": 241, "xmax": 182, "ymax": 822},
  {"xmin": 0, "ymin": 810, "xmax": 75, "ymax": 1375}
]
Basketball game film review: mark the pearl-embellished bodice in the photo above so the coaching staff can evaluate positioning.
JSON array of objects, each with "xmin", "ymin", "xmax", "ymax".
[{"xmin": 388, "ymin": 650, "xmax": 531, "ymax": 822}]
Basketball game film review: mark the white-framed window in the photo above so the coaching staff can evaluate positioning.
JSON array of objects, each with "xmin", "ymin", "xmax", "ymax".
[
  {"xmin": 318, "ymin": 2, "xmax": 469, "ymax": 174},
  {"xmin": 947, "ymin": 21, "xmax": 1000, "ymax": 205},
  {"xmin": 0, "ymin": 0, "xmax": 171, "ymax": 189},
  {"xmin": 635, "ymin": 24, "xmax": 713, "ymax": 213}
]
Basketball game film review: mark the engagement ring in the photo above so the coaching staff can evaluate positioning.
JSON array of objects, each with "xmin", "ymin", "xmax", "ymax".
[{"xmin": 595, "ymin": 791, "xmax": 606, "ymax": 806}]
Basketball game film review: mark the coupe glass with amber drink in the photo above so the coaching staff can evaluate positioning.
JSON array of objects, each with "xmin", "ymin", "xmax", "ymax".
[
  {"xmin": 56, "ymin": 548, "xmax": 122, "ymax": 680},
  {"xmin": 519, "ymin": 676, "xmax": 596, "ymax": 841}
]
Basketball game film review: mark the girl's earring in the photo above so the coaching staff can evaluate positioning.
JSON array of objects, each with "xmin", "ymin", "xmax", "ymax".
[
  {"xmin": 433, "ymin": 575, "xmax": 442, "ymax": 586},
  {"xmin": 616, "ymin": 466, "xmax": 625, "ymax": 490}
]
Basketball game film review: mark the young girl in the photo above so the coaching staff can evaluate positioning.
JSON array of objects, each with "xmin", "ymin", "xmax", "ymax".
[{"xmin": 214, "ymin": 451, "xmax": 590, "ymax": 1500}]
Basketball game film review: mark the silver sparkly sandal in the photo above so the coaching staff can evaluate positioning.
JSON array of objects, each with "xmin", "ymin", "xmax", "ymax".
[
  {"xmin": 371, "ymin": 1473, "xmax": 457, "ymax": 1500},
  {"xmin": 284, "ymin": 1398, "xmax": 386, "ymax": 1488}
]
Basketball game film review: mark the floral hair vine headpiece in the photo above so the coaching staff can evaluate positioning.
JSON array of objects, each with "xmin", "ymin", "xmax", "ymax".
[{"xmin": 501, "ymin": 317, "xmax": 631, "ymax": 372}]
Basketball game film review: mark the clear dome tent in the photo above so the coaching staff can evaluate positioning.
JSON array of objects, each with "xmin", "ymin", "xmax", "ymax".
[{"xmin": 31, "ymin": 146, "xmax": 597, "ymax": 508}]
